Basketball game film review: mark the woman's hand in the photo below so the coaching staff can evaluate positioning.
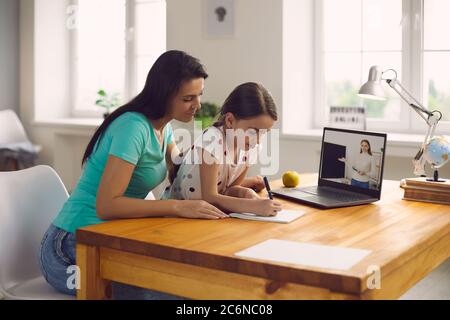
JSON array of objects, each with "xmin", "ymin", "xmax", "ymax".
[
  {"xmin": 247, "ymin": 199, "xmax": 283, "ymax": 217},
  {"xmin": 174, "ymin": 200, "xmax": 228, "ymax": 220},
  {"xmin": 338, "ymin": 157, "xmax": 347, "ymax": 163},
  {"xmin": 358, "ymin": 170, "xmax": 366, "ymax": 176}
]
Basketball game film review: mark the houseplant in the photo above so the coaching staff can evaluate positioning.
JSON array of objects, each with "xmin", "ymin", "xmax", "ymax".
[
  {"xmin": 95, "ymin": 89, "xmax": 121, "ymax": 119},
  {"xmin": 195, "ymin": 102, "xmax": 219, "ymax": 129}
]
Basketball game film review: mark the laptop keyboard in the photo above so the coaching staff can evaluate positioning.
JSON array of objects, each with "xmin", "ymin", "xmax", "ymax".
[{"xmin": 298, "ymin": 186, "xmax": 371, "ymax": 202}]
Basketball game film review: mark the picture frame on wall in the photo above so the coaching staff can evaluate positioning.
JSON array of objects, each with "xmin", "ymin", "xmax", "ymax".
[{"xmin": 203, "ymin": 0, "xmax": 235, "ymax": 38}]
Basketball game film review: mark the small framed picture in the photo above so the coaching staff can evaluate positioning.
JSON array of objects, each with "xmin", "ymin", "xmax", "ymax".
[{"xmin": 203, "ymin": 0, "xmax": 235, "ymax": 38}]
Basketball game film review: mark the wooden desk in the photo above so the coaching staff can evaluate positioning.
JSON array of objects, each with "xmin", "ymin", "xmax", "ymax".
[{"xmin": 76, "ymin": 174, "xmax": 450, "ymax": 300}]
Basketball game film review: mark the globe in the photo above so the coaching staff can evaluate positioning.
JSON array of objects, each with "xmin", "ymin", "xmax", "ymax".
[{"xmin": 424, "ymin": 136, "xmax": 450, "ymax": 169}]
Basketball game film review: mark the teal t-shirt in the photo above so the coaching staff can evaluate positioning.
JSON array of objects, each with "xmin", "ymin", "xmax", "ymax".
[{"xmin": 53, "ymin": 112, "xmax": 174, "ymax": 233}]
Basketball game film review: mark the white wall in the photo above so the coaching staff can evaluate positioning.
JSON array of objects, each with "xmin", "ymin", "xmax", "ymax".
[
  {"xmin": 324, "ymin": 131, "xmax": 385, "ymax": 155},
  {"xmin": 167, "ymin": 0, "xmax": 450, "ymax": 181},
  {"xmin": 0, "ymin": 0, "xmax": 19, "ymax": 112},
  {"xmin": 19, "ymin": 0, "xmax": 450, "ymax": 192},
  {"xmin": 282, "ymin": 0, "xmax": 315, "ymax": 133},
  {"xmin": 166, "ymin": 0, "xmax": 283, "ymax": 114},
  {"xmin": 34, "ymin": 0, "xmax": 71, "ymax": 120}
]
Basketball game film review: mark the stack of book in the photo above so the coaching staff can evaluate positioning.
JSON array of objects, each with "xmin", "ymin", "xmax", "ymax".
[{"xmin": 400, "ymin": 178, "xmax": 450, "ymax": 205}]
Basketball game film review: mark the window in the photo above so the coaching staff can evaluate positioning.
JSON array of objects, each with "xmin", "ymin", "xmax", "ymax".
[
  {"xmin": 312, "ymin": 0, "xmax": 450, "ymax": 133},
  {"xmin": 71, "ymin": 0, "xmax": 166, "ymax": 117},
  {"xmin": 423, "ymin": 0, "xmax": 450, "ymax": 121}
]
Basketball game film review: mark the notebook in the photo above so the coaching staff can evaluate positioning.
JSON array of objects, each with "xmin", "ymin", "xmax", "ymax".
[
  {"xmin": 235, "ymin": 239, "xmax": 371, "ymax": 270},
  {"xmin": 229, "ymin": 210, "xmax": 305, "ymax": 224}
]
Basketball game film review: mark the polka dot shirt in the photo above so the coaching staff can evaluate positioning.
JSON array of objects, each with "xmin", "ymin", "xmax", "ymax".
[{"xmin": 161, "ymin": 126, "xmax": 258, "ymax": 200}]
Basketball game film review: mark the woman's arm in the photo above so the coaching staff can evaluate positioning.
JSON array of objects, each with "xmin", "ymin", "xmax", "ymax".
[
  {"xmin": 339, "ymin": 157, "xmax": 366, "ymax": 178},
  {"xmin": 96, "ymin": 155, "xmax": 227, "ymax": 220},
  {"xmin": 199, "ymin": 150, "xmax": 282, "ymax": 216},
  {"xmin": 368, "ymin": 155, "xmax": 377, "ymax": 181}
]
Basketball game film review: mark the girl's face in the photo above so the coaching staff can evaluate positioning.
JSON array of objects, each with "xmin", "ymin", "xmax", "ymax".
[
  {"xmin": 224, "ymin": 113, "xmax": 276, "ymax": 151},
  {"xmin": 361, "ymin": 141, "xmax": 370, "ymax": 153},
  {"xmin": 168, "ymin": 78, "xmax": 204, "ymax": 123}
]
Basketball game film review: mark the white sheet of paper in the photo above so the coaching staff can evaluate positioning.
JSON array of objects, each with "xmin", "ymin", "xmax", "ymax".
[
  {"xmin": 229, "ymin": 210, "xmax": 305, "ymax": 224},
  {"xmin": 235, "ymin": 239, "xmax": 371, "ymax": 270}
]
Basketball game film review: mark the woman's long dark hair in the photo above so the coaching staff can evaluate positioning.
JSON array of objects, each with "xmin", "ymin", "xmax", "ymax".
[{"xmin": 82, "ymin": 50, "xmax": 208, "ymax": 165}]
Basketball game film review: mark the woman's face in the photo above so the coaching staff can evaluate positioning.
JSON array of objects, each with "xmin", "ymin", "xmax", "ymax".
[
  {"xmin": 168, "ymin": 78, "xmax": 205, "ymax": 123},
  {"xmin": 225, "ymin": 113, "xmax": 275, "ymax": 151},
  {"xmin": 361, "ymin": 141, "xmax": 370, "ymax": 153}
]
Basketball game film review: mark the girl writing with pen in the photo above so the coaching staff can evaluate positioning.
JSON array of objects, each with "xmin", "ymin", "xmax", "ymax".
[{"xmin": 162, "ymin": 82, "xmax": 282, "ymax": 217}]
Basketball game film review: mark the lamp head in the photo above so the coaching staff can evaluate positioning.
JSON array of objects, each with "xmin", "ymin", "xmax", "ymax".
[{"xmin": 358, "ymin": 66, "xmax": 386, "ymax": 101}]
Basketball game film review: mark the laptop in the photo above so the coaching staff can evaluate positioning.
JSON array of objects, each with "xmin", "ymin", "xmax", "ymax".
[{"xmin": 272, "ymin": 127, "xmax": 387, "ymax": 209}]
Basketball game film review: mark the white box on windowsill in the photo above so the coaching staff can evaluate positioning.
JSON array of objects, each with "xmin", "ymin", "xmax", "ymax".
[{"xmin": 329, "ymin": 106, "xmax": 366, "ymax": 131}]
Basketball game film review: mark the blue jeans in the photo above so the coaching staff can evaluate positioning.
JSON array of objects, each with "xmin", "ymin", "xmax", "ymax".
[
  {"xmin": 39, "ymin": 224, "xmax": 184, "ymax": 300},
  {"xmin": 351, "ymin": 179, "xmax": 370, "ymax": 189}
]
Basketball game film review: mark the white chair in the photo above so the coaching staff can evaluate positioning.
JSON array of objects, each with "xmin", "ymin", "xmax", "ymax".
[
  {"xmin": 0, "ymin": 109, "xmax": 30, "ymax": 145},
  {"xmin": 0, "ymin": 165, "xmax": 74, "ymax": 300},
  {"xmin": 145, "ymin": 191, "xmax": 156, "ymax": 200},
  {"xmin": 0, "ymin": 109, "xmax": 41, "ymax": 170}
]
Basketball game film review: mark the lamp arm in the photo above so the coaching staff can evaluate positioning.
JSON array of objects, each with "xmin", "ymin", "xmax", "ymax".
[
  {"xmin": 386, "ymin": 79, "xmax": 433, "ymax": 123},
  {"xmin": 412, "ymin": 120, "xmax": 439, "ymax": 176},
  {"xmin": 385, "ymin": 78, "xmax": 442, "ymax": 176}
]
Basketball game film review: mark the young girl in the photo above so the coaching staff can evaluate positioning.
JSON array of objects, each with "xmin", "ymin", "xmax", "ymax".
[{"xmin": 163, "ymin": 82, "xmax": 282, "ymax": 217}]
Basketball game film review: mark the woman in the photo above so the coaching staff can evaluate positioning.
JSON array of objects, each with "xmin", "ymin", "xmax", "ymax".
[
  {"xmin": 338, "ymin": 139, "xmax": 376, "ymax": 189},
  {"xmin": 39, "ymin": 50, "xmax": 263, "ymax": 299}
]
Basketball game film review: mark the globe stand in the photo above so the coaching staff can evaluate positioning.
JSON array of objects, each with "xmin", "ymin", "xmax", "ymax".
[{"xmin": 426, "ymin": 169, "xmax": 446, "ymax": 183}]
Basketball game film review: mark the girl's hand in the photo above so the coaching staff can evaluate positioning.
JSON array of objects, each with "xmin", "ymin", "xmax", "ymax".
[
  {"xmin": 358, "ymin": 170, "xmax": 366, "ymax": 176},
  {"xmin": 338, "ymin": 157, "xmax": 347, "ymax": 163},
  {"xmin": 248, "ymin": 199, "xmax": 283, "ymax": 217},
  {"xmin": 174, "ymin": 200, "xmax": 228, "ymax": 220}
]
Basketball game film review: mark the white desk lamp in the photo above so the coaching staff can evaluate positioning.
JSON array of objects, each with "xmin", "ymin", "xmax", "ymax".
[{"xmin": 358, "ymin": 66, "xmax": 444, "ymax": 181}]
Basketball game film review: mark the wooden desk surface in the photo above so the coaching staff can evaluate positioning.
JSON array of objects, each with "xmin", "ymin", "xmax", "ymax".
[{"xmin": 76, "ymin": 174, "xmax": 450, "ymax": 299}]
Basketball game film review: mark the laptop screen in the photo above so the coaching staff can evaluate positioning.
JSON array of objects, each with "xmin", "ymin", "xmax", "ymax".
[{"xmin": 319, "ymin": 127, "xmax": 387, "ymax": 198}]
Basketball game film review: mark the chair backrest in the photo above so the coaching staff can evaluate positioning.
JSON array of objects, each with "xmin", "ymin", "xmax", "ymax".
[
  {"xmin": 145, "ymin": 191, "xmax": 156, "ymax": 200},
  {"xmin": 0, "ymin": 166, "xmax": 69, "ymax": 291},
  {"xmin": 0, "ymin": 109, "xmax": 30, "ymax": 144}
]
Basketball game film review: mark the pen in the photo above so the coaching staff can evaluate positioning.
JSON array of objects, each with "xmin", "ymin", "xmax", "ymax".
[{"xmin": 263, "ymin": 176, "xmax": 273, "ymax": 200}]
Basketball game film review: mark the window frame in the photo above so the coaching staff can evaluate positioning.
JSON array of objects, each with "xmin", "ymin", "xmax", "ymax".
[
  {"xmin": 411, "ymin": 0, "xmax": 450, "ymax": 132},
  {"xmin": 69, "ymin": 0, "xmax": 165, "ymax": 118},
  {"xmin": 313, "ymin": 0, "xmax": 450, "ymax": 135}
]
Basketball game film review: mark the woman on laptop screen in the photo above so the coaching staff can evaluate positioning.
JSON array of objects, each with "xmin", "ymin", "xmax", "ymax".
[{"xmin": 338, "ymin": 139, "xmax": 376, "ymax": 189}]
